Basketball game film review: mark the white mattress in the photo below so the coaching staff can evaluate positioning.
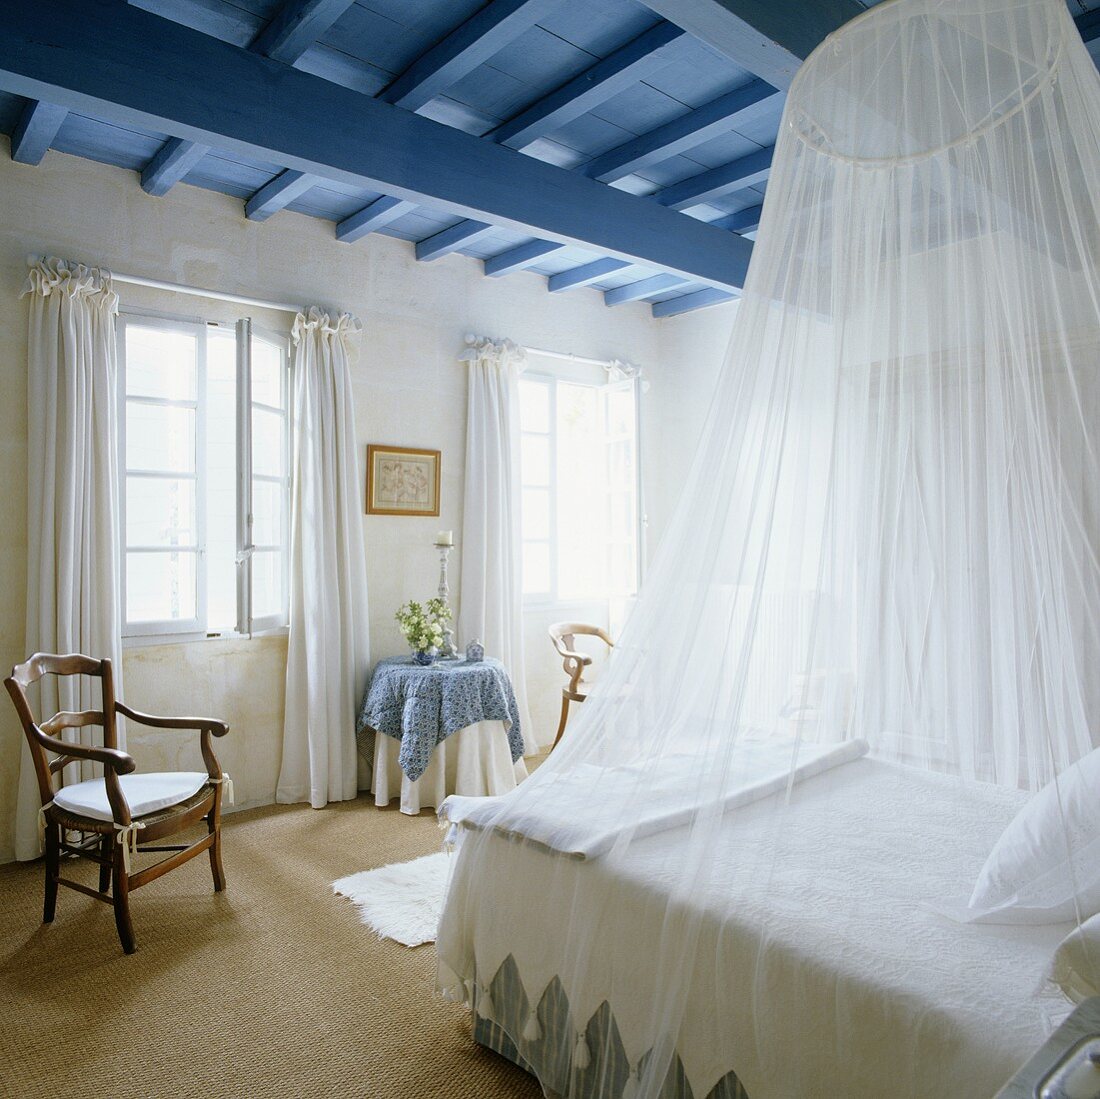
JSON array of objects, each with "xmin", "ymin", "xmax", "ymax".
[{"xmin": 436, "ymin": 757, "xmax": 1075, "ymax": 1099}]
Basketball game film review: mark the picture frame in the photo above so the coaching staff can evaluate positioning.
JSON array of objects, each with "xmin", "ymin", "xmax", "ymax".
[{"xmin": 366, "ymin": 444, "xmax": 441, "ymax": 516}]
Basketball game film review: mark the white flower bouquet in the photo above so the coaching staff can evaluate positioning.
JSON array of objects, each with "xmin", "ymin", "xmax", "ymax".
[{"xmin": 395, "ymin": 598, "xmax": 452, "ymax": 663}]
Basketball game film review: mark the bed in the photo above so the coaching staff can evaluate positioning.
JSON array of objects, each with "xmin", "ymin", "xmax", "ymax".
[{"xmin": 436, "ymin": 755, "xmax": 1076, "ymax": 1099}]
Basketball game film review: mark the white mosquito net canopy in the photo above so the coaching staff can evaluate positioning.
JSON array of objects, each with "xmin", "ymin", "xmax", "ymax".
[{"xmin": 437, "ymin": 0, "xmax": 1100, "ymax": 1096}]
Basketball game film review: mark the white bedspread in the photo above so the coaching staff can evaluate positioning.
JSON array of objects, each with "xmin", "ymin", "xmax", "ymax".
[
  {"xmin": 436, "ymin": 758, "xmax": 1075, "ymax": 1099},
  {"xmin": 441, "ymin": 737, "xmax": 868, "ymax": 858}
]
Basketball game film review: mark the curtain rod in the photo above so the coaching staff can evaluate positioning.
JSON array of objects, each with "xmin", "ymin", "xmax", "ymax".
[
  {"xmin": 26, "ymin": 254, "xmax": 303, "ymax": 315},
  {"xmin": 521, "ymin": 343, "xmax": 639, "ymax": 373}
]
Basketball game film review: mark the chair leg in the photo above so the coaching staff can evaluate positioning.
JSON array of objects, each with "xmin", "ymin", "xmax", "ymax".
[
  {"xmin": 98, "ymin": 834, "xmax": 111, "ymax": 895},
  {"xmin": 552, "ymin": 695, "xmax": 571, "ymax": 750},
  {"xmin": 207, "ymin": 808, "xmax": 226, "ymax": 893},
  {"xmin": 43, "ymin": 823, "xmax": 59, "ymax": 924},
  {"xmin": 111, "ymin": 841, "xmax": 136, "ymax": 955}
]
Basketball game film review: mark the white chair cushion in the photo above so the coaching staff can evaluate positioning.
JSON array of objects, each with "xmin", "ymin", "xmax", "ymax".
[{"xmin": 52, "ymin": 772, "xmax": 209, "ymax": 822}]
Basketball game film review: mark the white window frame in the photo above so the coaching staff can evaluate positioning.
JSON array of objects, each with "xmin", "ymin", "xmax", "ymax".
[
  {"xmin": 239, "ymin": 320, "xmax": 293, "ymax": 636},
  {"xmin": 118, "ymin": 310, "xmax": 291, "ymax": 642},
  {"xmin": 520, "ymin": 372, "xmax": 557, "ymax": 605},
  {"xmin": 118, "ymin": 313, "xmax": 207, "ymax": 638},
  {"xmin": 519, "ymin": 369, "xmax": 642, "ymax": 609},
  {"xmin": 601, "ymin": 374, "xmax": 642, "ymax": 602}
]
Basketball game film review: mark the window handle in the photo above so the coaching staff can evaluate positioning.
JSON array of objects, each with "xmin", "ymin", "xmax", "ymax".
[{"xmin": 235, "ymin": 545, "xmax": 254, "ymax": 566}]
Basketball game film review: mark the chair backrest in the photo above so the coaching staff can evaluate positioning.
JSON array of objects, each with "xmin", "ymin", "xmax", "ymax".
[
  {"xmin": 548, "ymin": 622, "xmax": 614, "ymax": 661},
  {"xmin": 5, "ymin": 653, "xmax": 118, "ymax": 807}
]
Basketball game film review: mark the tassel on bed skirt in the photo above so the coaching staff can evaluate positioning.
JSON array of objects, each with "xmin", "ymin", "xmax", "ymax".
[
  {"xmin": 573, "ymin": 1031, "xmax": 591, "ymax": 1070},
  {"xmin": 522, "ymin": 1009, "xmax": 542, "ymax": 1042},
  {"xmin": 476, "ymin": 984, "xmax": 497, "ymax": 1023}
]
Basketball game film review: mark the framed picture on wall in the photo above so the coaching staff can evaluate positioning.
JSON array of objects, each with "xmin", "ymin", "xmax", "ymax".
[{"xmin": 366, "ymin": 445, "xmax": 441, "ymax": 516}]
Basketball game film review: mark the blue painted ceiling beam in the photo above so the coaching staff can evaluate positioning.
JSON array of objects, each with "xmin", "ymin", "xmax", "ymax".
[
  {"xmin": 492, "ymin": 22, "xmax": 688, "ymax": 151},
  {"xmin": 245, "ymin": 168, "xmax": 317, "ymax": 221},
  {"xmin": 0, "ymin": 0, "xmax": 754, "ymax": 291},
  {"xmin": 657, "ymin": 145, "xmax": 773, "ymax": 211},
  {"xmin": 415, "ymin": 220, "xmax": 495, "ymax": 261},
  {"xmin": 336, "ymin": 195, "xmax": 417, "ymax": 243},
  {"xmin": 584, "ymin": 79, "xmax": 780, "ymax": 184},
  {"xmin": 380, "ymin": 0, "xmax": 557, "ymax": 113},
  {"xmin": 713, "ymin": 204, "xmax": 763, "ymax": 234},
  {"xmin": 548, "ymin": 257, "xmax": 633, "ymax": 292},
  {"xmin": 249, "ymin": 0, "xmax": 357, "ymax": 66},
  {"xmin": 635, "ymin": 0, "xmax": 864, "ymax": 90},
  {"xmin": 652, "ymin": 287, "xmax": 736, "ymax": 317},
  {"xmin": 140, "ymin": 136, "xmax": 210, "ymax": 195},
  {"xmin": 483, "ymin": 239, "xmax": 564, "ymax": 277},
  {"xmin": 604, "ymin": 273, "xmax": 688, "ymax": 306},
  {"xmin": 9, "ymin": 99, "xmax": 67, "ymax": 165},
  {"xmin": 141, "ymin": 0, "xmax": 344, "ymax": 198},
  {"xmin": 1076, "ymin": 10, "xmax": 1100, "ymax": 43}
]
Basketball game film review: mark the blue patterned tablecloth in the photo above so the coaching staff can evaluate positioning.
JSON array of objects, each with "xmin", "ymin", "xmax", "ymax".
[{"xmin": 356, "ymin": 656, "xmax": 524, "ymax": 781}]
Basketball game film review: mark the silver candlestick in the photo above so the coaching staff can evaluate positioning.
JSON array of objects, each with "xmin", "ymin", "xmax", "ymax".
[{"xmin": 435, "ymin": 535, "xmax": 458, "ymax": 659}]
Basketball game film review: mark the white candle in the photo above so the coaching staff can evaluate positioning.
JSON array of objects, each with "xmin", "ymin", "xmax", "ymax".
[{"xmin": 435, "ymin": 530, "xmax": 454, "ymax": 547}]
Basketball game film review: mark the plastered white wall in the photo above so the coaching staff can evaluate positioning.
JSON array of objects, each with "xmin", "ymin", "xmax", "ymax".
[
  {"xmin": 0, "ymin": 142, "xmax": 729, "ymax": 861},
  {"xmin": 648, "ymin": 300, "xmax": 738, "ymax": 544}
]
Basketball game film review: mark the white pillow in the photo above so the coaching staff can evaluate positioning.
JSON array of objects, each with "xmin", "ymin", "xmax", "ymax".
[
  {"xmin": 1050, "ymin": 914, "xmax": 1100, "ymax": 1004},
  {"xmin": 967, "ymin": 745, "xmax": 1100, "ymax": 923}
]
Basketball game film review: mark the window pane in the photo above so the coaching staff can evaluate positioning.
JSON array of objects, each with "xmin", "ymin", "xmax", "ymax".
[
  {"xmin": 557, "ymin": 383, "xmax": 604, "ymax": 600},
  {"xmin": 252, "ymin": 338, "xmax": 284, "ymax": 407},
  {"xmin": 522, "ymin": 487, "xmax": 550, "ymax": 540},
  {"xmin": 606, "ymin": 385, "xmax": 635, "ymax": 436},
  {"xmin": 608, "ymin": 542, "xmax": 637, "ymax": 596},
  {"xmin": 252, "ymin": 479, "xmax": 283, "ymax": 546},
  {"xmin": 126, "ymin": 477, "xmax": 196, "ymax": 547},
  {"xmin": 609, "ymin": 439, "xmax": 635, "ymax": 490},
  {"xmin": 521, "ymin": 435, "xmax": 550, "ymax": 486},
  {"xmin": 252, "ymin": 549, "xmax": 283, "ymax": 619},
  {"xmin": 519, "ymin": 379, "xmax": 550, "ymax": 433},
  {"xmin": 127, "ymin": 403, "xmax": 196, "ymax": 473},
  {"xmin": 207, "ymin": 326, "xmax": 235, "ymax": 378},
  {"xmin": 609, "ymin": 491, "xmax": 633, "ymax": 538},
  {"xmin": 558, "ymin": 381, "xmax": 599, "ymax": 434},
  {"xmin": 522, "ymin": 542, "xmax": 550, "ymax": 595},
  {"xmin": 207, "ymin": 557, "xmax": 237, "ymax": 633},
  {"xmin": 558, "ymin": 538, "xmax": 603, "ymax": 601},
  {"xmin": 207, "ymin": 338, "xmax": 237, "ymax": 632},
  {"xmin": 253, "ymin": 407, "xmax": 285, "ymax": 477},
  {"xmin": 125, "ymin": 325, "xmax": 197, "ymax": 401},
  {"xmin": 126, "ymin": 551, "xmax": 197, "ymax": 623}
]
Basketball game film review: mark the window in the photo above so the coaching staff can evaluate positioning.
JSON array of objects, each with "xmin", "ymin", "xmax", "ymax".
[
  {"xmin": 519, "ymin": 371, "xmax": 640, "ymax": 603},
  {"xmin": 119, "ymin": 314, "xmax": 290, "ymax": 639}
]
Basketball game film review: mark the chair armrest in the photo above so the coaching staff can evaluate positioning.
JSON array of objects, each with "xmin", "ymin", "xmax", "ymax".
[
  {"xmin": 116, "ymin": 703, "xmax": 229, "ymax": 737},
  {"xmin": 31, "ymin": 726, "xmax": 136, "ymax": 774},
  {"xmin": 117, "ymin": 703, "xmax": 229, "ymax": 784},
  {"xmin": 556, "ymin": 648, "xmax": 593, "ymax": 666}
]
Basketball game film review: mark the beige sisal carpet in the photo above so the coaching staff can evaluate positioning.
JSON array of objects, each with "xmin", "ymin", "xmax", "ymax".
[{"xmin": 0, "ymin": 796, "xmax": 542, "ymax": 1099}]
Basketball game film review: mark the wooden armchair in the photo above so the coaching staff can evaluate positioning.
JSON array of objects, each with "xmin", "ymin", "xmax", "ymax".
[
  {"xmin": 5, "ymin": 653, "xmax": 231, "ymax": 954},
  {"xmin": 548, "ymin": 623, "xmax": 614, "ymax": 749}
]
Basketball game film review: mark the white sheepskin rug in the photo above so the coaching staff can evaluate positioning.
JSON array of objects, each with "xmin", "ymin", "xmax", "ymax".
[{"xmin": 333, "ymin": 851, "xmax": 451, "ymax": 947}]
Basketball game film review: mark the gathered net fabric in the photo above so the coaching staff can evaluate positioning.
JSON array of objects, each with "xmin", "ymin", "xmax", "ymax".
[{"xmin": 437, "ymin": 1, "xmax": 1100, "ymax": 1096}]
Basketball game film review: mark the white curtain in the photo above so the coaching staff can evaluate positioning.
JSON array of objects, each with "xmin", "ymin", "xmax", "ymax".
[
  {"xmin": 277, "ymin": 308, "xmax": 370, "ymax": 808},
  {"xmin": 15, "ymin": 257, "xmax": 123, "ymax": 861},
  {"xmin": 457, "ymin": 336, "xmax": 536, "ymax": 753}
]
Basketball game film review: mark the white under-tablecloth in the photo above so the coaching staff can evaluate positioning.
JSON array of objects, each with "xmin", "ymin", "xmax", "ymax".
[{"xmin": 372, "ymin": 721, "xmax": 528, "ymax": 815}]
